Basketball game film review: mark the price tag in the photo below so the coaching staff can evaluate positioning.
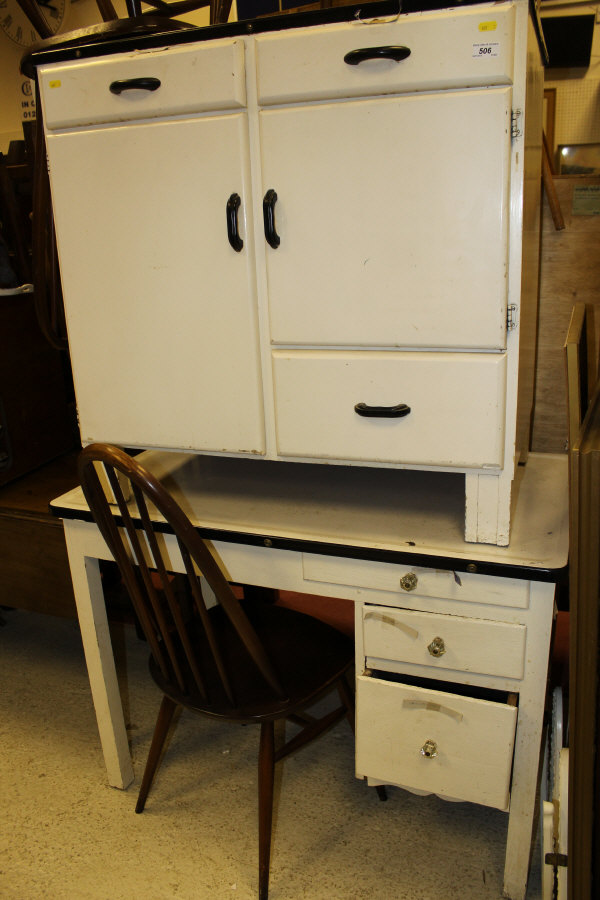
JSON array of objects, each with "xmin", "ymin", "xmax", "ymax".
[{"xmin": 472, "ymin": 42, "xmax": 500, "ymax": 58}]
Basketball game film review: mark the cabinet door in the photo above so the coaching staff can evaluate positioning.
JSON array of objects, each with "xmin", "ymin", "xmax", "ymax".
[
  {"xmin": 260, "ymin": 87, "xmax": 511, "ymax": 350},
  {"xmin": 47, "ymin": 113, "xmax": 265, "ymax": 454}
]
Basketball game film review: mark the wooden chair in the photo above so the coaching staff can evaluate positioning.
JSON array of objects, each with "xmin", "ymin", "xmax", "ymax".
[{"xmin": 77, "ymin": 443, "xmax": 355, "ymax": 900}]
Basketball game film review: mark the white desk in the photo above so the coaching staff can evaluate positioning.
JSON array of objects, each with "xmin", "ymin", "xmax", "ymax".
[{"xmin": 52, "ymin": 452, "xmax": 568, "ymax": 900}]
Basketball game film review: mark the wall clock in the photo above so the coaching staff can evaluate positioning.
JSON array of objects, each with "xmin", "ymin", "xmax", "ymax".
[{"xmin": 0, "ymin": 0, "xmax": 68, "ymax": 47}]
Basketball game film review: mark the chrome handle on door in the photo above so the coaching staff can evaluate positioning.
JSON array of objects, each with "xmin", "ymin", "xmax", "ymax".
[
  {"xmin": 0, "ymin": 284, "xmax": 33, "ymax": 296},
  {"xmin": 400, "ymin": 573, "xmax": 418, "ymax": 592},
  {"xmin": 420, "ymin": 740, "xmax": 438, "ymax": 758},
  {"xmin": 427, "ymin": 637, "xmax": 446, "ymax": 658}
]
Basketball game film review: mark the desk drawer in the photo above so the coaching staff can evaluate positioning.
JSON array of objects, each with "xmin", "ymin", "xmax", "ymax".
[
  {"xmin": 256, "ymin": 4, "xmax": 515, "ymax": 105},
  {"xmin": 273, "ymin": 350, "xmax": 506, "ymax": 468},
  {"xmin": 40, "ymin": 40, "xmax": 246, "ymax": 130},
  {"xmin": 363, "ymin": 605, "xmax": 526, "ymax": 679},
  {"xmin": 303, "ymin": 556, "xmax": 530, "ymax": 610},
  {"xmin": 356, "ymin": 674, "xmax": 517, "ymax": 810}
]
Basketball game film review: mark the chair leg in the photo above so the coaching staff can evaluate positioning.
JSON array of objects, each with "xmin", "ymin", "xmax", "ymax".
[
  {"xmin": 136, "ymin": 694, "xmax": 178, "ymax": 814},
  {"xmin": 258, "ymin": 721, "xmax": 275, "ymax": 900}
]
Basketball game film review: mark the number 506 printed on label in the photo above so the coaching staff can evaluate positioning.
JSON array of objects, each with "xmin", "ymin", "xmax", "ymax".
[{"xmin": 472, "ymin": 42, "xmax": 500, "ymax": 57}]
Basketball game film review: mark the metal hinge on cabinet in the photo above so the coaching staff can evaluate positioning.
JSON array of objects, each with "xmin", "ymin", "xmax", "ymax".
[
  {"xmin": 544, "ymin": 852, "xmax": 568, "ymax": 867},
  {"xmin": 511, "ymin": 109, "xmax": 523, "ymax": 140},
  {"xmin": 507, "ymin": 304, "xmax": 518, "ymax": 330}
]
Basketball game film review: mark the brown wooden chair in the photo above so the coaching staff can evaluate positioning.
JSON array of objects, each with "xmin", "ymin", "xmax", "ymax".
[{"xmin": 77, "ymin": 443, "xmax": 355, "ymax": 900}]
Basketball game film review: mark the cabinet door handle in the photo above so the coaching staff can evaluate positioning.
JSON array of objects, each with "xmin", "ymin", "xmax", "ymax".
[
  {"xmin": 109, "ymin": 77, "xmax": 161, "ymax": 95},
  {"xmin": 427, "ymin": 636, "xmax": 446, "ymax": 658},
  {"xmin": 343, "ymin": 46, "xmax": 411, "ymax": 66},
  {"xmin": 420, "ymin": 740, "xmax": 438, "ymax": 759},
  {"xmin": 0, "ymin": 283, "xmax": 33, "ymax": 296},
  {"xmin": 263, "ymin": 189, "xmax": 280, "ymax": 249},
  {"xmin": 354, "ymin": 402, "xmax": 411, "ymax": 418},
  {"xmin": 226, "ymin": 193, "xmax": 243, "ymax": 252}
]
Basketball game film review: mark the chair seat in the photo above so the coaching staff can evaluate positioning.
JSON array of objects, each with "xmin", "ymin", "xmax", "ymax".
[{"xmin": 150, "ymin": 601, "xmax": 354, "ymax": 722}]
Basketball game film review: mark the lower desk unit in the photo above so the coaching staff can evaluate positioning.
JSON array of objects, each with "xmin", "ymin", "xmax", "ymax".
[{"xmin": 312, "ymin": 557, "xmax": 555, "ymax": 900}]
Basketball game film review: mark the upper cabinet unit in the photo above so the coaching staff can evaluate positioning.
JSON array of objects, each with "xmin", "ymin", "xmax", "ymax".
[{"xmin": 33, "ymin": 0, "xmax": 545, "ymax": 545}]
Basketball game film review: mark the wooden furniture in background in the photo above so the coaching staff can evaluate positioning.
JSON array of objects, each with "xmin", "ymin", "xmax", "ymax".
[
  {"xmin": 0, "ymin": 453, "xmax": 77, "ymax": 617},
  {"xmin": 568, "ymin": 379, "xmax": 600, "ymax": 900},
  {"xmin": 0, "ymin": 133, "xmax": 76, "ymax": 484},
  {"xmin": 532, "ymin": 175, "xmax": 600, "ymax": 453},
  {"xmin": 0, "ymin": 283, "xmax": 75, "ymax": 487},
  {"xmin": 0, "ymin": 133, "xmax": 34, "ymax": 283},
  {"xmin": 543, "ymin": 87, "xmax": 556, "ymax": 161},
  {"xmin": 565, "ymin": 302, "xmax": 597, "ymax": 451},
  {"xmin": 542, "ymin": 130, "xmax": 565, "ymax": 231}
]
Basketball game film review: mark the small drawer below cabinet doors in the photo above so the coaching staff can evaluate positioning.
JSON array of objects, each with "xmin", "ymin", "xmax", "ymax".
[
  {"xmin": 272, "ymin": 350, "xmax": 506, "ymax": 468},
  {"xmin": 363, "ymin": 605, "xmax": 527, "ymax": 679},
  {"xmin": 356, "ymin": 675, "xmax": 517, "ymax": 810}
]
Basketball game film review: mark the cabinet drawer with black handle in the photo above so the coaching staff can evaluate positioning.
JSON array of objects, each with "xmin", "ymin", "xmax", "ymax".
[
  {"xmin": 255, "ymin": 3, "xmax": 516, "ymax": 105},
  {"xmin": 272, "ymin": 350, "xmax": 506, "ymax": 468},
  {"xmin": 40, "ymin": 39, "xmax": 246, "ymax": 130}
]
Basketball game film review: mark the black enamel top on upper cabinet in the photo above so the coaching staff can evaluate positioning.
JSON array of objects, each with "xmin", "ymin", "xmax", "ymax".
[{"xmin": 22, "ymin": 0, "xmax": 511, "ymax": 77}]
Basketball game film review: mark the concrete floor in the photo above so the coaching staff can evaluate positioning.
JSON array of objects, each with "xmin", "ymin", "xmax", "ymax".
[{"xmin": 0, "ymin": 608, "xmax": 542, "ymax": 899}]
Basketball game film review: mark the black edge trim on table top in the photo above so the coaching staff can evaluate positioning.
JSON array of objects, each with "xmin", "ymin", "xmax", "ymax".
[
  {"xmin": 51, "ymin": 503, "xmax": 567, "ymax": 584},
  {"xmin": 22, "ymin": 0, "xmax": 505, "ymax": 78}
]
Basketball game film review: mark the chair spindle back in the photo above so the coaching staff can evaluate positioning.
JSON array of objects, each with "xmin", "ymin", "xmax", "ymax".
[{"xmin": 78, "ymin": 444, "xmax": 286, "ymax": 708}]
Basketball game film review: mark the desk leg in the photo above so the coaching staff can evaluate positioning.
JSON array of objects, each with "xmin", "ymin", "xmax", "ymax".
[
  {"xmin": 65, "ymin": 526, "xmax": 134, "ymax": 789},
  {"xmin": 503, "ymin": 583, "xmax": 554, "ymax": 900}
]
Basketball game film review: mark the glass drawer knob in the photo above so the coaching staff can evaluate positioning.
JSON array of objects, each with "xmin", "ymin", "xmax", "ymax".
[
  {"xmin": 420, "ymin": 740, "xmax": 438, "ymax": 758},
  {"xmin": 400, "ymin": 572, "xmax": 418, "ymax": 592},
  {"xmin": 428, "ymin": 636, "xmax": 446, "ymax": 657}
]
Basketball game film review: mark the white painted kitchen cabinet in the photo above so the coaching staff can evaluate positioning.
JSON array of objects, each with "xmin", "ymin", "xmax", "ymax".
[
  {"xmin": 33, "ymin": 0, "xmax": 545, "ymax": 544},
  {"xmin": 37, "ymin": 41, "xmax": 265, "ymax": 456}
]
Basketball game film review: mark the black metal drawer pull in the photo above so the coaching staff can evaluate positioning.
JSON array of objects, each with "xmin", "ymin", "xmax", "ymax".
[
  {"xmin": 263, "ymin": 189, "xmax": 280, "ymax": 249},
  {"xmin": 226, "ymin": 193, "xmax": 243, "ymax": 252},
  {"xmin": 344, "ymin": 46, "xmax": 411, "ymax": 66},
  {"xmin": 109, "ymin": 77, "xmax": 161, "ymax": 95},
  {"xmin": 355, "ymin": 402, "xmax": 411, "ymax": 418}
]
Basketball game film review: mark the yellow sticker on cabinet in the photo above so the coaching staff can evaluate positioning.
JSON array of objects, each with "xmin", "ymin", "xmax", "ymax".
[
  {"xmin": 479, "ymin": 21, "xmax": 497, "ymax": 31},
  {"xmin": 49, "ymin": 80, "xmax": 62, "ymax": 88}
]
